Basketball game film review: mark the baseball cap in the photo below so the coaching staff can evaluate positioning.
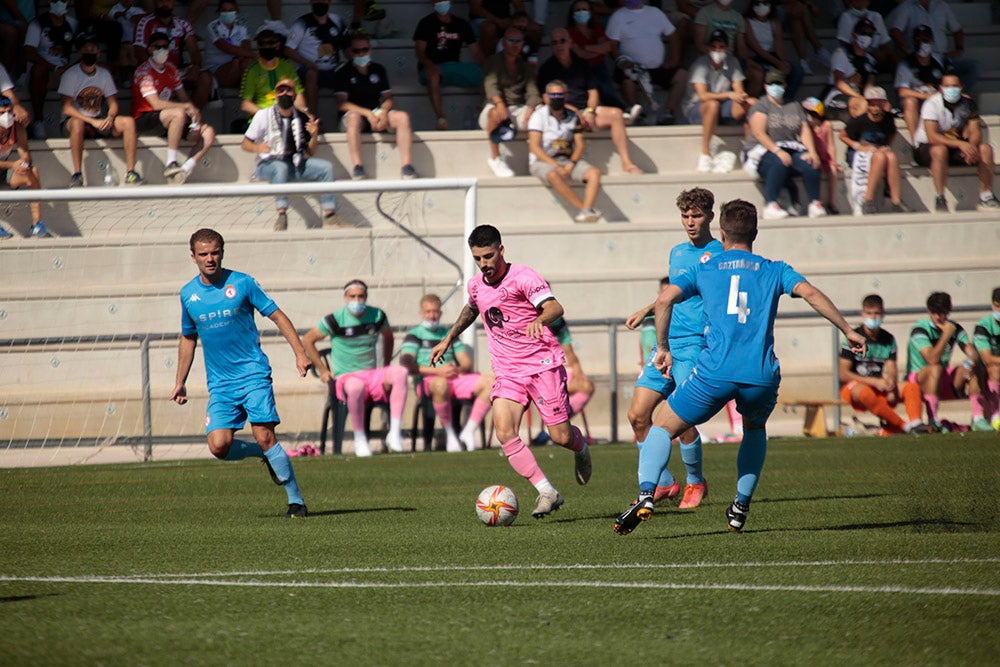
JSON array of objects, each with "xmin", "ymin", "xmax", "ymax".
[
  {"xmin": 864, "ymin": 86, "xmax": 888, "ymax": 101},
  {"xmin": 913, "ymin": 24, "xmax": 933, "ymax": 42},
  {"xmin": 854, "ymin": 17, "xmax": 876, "ymax": 35},
  {"xmin": 764, "ymin": 69, "xmax": 786, "ymax": 85},
  {"xmin": 274, "ymin": 77, "xmax": 297, "ymax": 92},
  {"xmin": 708, "ymin": 29, "xmax": 729, "ymax": 46},
  {"xmin": 801, "ymin": 97, "xmax": 824, "ymax": 118},
  {"xmin": 148, "ymin": 31, "xmax": 170, "ymax": 46},
  {"xmin": 490, "ymin": 119, "xmax": 516, "ymax": 143}
]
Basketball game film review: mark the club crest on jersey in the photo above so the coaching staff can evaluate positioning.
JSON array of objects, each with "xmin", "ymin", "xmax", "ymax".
[
  {"xmin": 225, "ymin": 285, "xmax": 237, "ymax": 298},
  {"xmin": 205, "ymin": 414, "xmax": 210, "ymax": 426},
  {"xmin": 700, "ymin": 252, "xmax": 712, "ymax": 264}
]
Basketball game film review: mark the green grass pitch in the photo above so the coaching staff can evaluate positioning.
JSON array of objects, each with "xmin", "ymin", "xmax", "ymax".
[{"xmin": 2, "ymin": 433, "xmax": 999, "ymax": 665}]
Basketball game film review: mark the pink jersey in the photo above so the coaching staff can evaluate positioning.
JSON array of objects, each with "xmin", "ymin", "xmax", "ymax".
[{"xmin": 468, "ymin": 263, "xmax": 565, "ymax": 378}]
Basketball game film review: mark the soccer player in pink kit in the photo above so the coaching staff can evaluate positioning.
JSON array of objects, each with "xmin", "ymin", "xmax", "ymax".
[{"xmin": 430, "ymin": 224, "xmax": 593, "ymax": 517}]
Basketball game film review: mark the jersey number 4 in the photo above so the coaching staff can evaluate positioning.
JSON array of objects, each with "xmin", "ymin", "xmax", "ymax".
[{"xmin": 727, "ymin": 275, "xmax": 750, "ymax": 324}]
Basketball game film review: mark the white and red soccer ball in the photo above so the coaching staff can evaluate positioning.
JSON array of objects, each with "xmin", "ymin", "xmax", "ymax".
[{"xmin": 475, "ymin": 485, "xmax": 519, "ymax": 526}]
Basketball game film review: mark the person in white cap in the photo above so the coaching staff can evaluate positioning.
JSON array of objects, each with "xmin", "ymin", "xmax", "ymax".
[{"xmin": 839, "ymin": 86, "xmax": 909, "ymax": 215}]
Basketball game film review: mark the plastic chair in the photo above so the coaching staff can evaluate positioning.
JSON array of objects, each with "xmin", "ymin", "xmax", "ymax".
[
  {"xmin": 315, "ymin": 348, "xmax": 388, "ymax": 454},
  {"xmin": 409, "ymin": 374, "xmax": 487, "ymax": 451}
]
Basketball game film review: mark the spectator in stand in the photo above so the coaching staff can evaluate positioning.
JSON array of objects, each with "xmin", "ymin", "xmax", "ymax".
[
  {"xmin": 479, "ymin": 25, "xmax": 540, "ymax": 177},
  {"xmin": 906, "ymin": 291, "xmax": 991, "ymax": 432},
  {"xmin": 75, "ymin": 0, "xmax": 126, "ymax": 82},
  {"xmin": 778, "ymin": 0, "xmax": 830, "ymax": 76},
  {"xmin": 285, "ymin": 0, "xmax": 348, "ymax": 118},
  {"xmin": 132, "ymin": 32, "xmax": 216, "ymax": 185},
  {"xmin": 0, "ymin": 0, "xmax": 34, "ymax": 78},
  {"xmin": 240, "ymin": 27, "xmax": 306, "ymax": 125},
  {"xmin": 0, "ymin": 97, "xmax": 48, "ymax": 239},
  {"xmin": 24, "ymin": 1, "xmax": 79, "ymax": 139},
  {"xmin": 503, "ymin": 11, "xmax": 541, "ymax": 65},
  {"xmin": 537, "ymin": 27, "xmax": 645, "ymax": 175},
  {"xmin": 801, "ymin": 97, "xmax": 840, "ymax": 215},
  {"xmin": 836, "ymin": 0, "xmax": 896, "ymax": 73},
  {"xmin": 889, "ymin": 0, "xmax": 979, "ymax": 92},
  {"xmin": 839, "ymin": 86, "xmax": 908, "ymax": 215},
  {"xmin": 413, "ymin": 0, "xmax": 484, "ymax": 131},
  {"xmin": 107, "ymin": 0, "xmax": 145, "ymax": 83},
  {"xmin": 743, "ymin": 68, "xmax": 826, "ymax": 220},
  {"xmin": 973, "ymin": 287, "xmax": 1000, "ymax": 432},
  {"xmin": 895, "ymin": 23, "xmax": 952, "ymax": 140},
  {"xmin": 822, "ymin": 16, "xmax": 877, "ymax": 121},
  {"xmin": 399, "ymin": 293, "xmax": 494, "ymax": 452},
  {"xmin": 0, "ymin": 62, "xmax": 30, "ymax": 125},
  {"xmin": 133, "ymin": 0, "xmax": 213, "ymax": 109},
  {"xmin": 693, "ymin": 0, "xmax": 762, "ymax": 100},
  {"xmin": 470, "ymin": 0, "xmax": 540, "ymax": 57},
  {"xmin": 204, "ymin": 0, "xmax": 255, "ymax": 90},
  {"xmin": 606, "ymin": 0, "xmax": 687, "ymax": 125},
  {"xmin": 912, "ymin": 73, "xmax": 999, "ymax": 213},
  {"xmin": 241, "ymin": 77, "xmax": 334, "ymax": 231},
  {"xmin": 566, "ymin": 0, "xmax": 621, "ymax": 109},
  {"xmin": 60, "ymin": 35, "xmax": 143, "ymax": 188},
  {"xmin": 302, "ymin": 280, "xmax": 410, "ymax": 457},
  {"xmin": 839, "ymin": 294, "xmax": 928, "ymax": 435},
  {"xmin": 658, "ymin": 1, "xmax": 715, "ymax": 56},
  {"xmin": 744, "ymin": 0, "xmax": 802, "ymax": 99},
  {"xmin": 527, "ymin": 79, "xmax": 603, "ymax": 223},
  {"xmin": 334, "ymin": 33, "xmax": 418, "ymax": 181},
  {"xmin": 681, "ymin": 29, "xmax": 752, "ymax": 174}
]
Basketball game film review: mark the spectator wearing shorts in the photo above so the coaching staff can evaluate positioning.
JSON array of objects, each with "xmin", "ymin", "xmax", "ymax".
[
  {"xmin": 24, "ymin": 1, "xmax": 78, "ymax": 139},
  {"xmin": 133, "ymin": 0, "xmax": 213, "ymax": 110},
  {"xmin": 479, "ymin": 26, "xmax": 540, "ymax": 177},
  {"xmin": 839, "ymin": 86, "xmax": 908, "ymax": 215},
  {"xmin": 894, "ymin": 24, "xmax": 952, "ymax": 141},
  {"xmin": 203, "ymin": 0, "xmax": 255, "ymax": 90},
  {"xmin": 285, "ymin": 0, "xmax": 348, "ymax": 119},
  {"xmin": 0, "ymin": 96, "xmax": 48, "ymax": 238}
]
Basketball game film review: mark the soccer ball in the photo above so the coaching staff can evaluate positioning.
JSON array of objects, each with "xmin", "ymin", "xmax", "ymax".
[{"xmin": 476, "ymin": 485, "xmax": 519, "ymax": 526}]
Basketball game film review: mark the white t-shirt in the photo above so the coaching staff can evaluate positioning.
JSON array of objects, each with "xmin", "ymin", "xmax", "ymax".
[
  {"xmin": 682, "ymin": 53, "xmax": 744, "ymax": 117},
  {"xmin": 0, "ymin": 63, "xmax": 13, "ymax": 94},
  {"xmin": 287, "ymin": 12, "xmax": 347, "ymax": 71},
  {"xmin": 748, "ymin": 18, "xmax": 774, "ymax": 54},
  {"xmin": 606, "ymin": 6, "xmax": 676, "ymax": 70},
  {"xmin": 826, "ymin": 47, "xmax": 876, "ymax": 88},
  {"xmin": 108, "ymin": 3, "xmax": 146, "ymax": 41},
  {"xmin": 836, "ymin": 11, "xmax": 891, "ymax": 51},
  {"xmin": 25, "ymin": 15, "xmax": 79, "ymax": 68},
  {"xmin": 888, "ymin": 0, "xmax": 961, "ymax": 58},
  {"xmin": 912, "ymin": 91, "xmax": 977, "ymax": 145},
  {"xmin": 57, "ymin": 64, "xmax": 119, "ymax": 118},
  {"xmin": 526, "ymin": 105, "xmax": 580, "ymax": 166},
  {"xmin": 204, "ymin": 17, "xmax": 251, "ymax": 72}
]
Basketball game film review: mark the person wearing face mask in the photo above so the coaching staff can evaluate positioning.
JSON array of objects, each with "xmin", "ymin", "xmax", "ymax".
[
  {"xmin": 399, "ymin": 294, "xmax": 494, "ymax": 452},
  {"xmin": 743, "ymin": 0, "xmax": 801, "ymax": 99},
  {"xmin": 835, "ymin": 0, "xmax": 895, "ymax": 73},
  {"xmin": 0, "ymin": 63, "xmax": 30, "ymax": 128},
  {"xmin": 479, "ymin": 26, "xmax": 540, "ymax": 177},
  {"xmin": 302, "ymin": 280, "xmax": 411, "ymax": 457},
  {"xmin": 895, "ymin": 24, "xmax": 952, "ymax": 141},
  {"xmin": 60, "ymin": 34, "xmax": 143, "ymax": 188},
  {"xmin": 839, "ymin": 294, "xmax": 929, "ymax": 436},
  {"xmin": 911, "ymin": 73, "xmax": 999, "ymax": 213},
  {"xmin": 0, "ymin": 97, "xmax": 48, "ymax": 239},
  {"xmin": 527, "ymin": 80, "xmax": 603, "ymax": 223},
  {"xmin": 242, "ymin": 77, "xmax": 334, "ymax": 230},
  {"xmin": 565, "ymin": 0, "xmax": 621, "ymax": 109},
  {"xmin": 889, "ymin": 0, "xmax": 979, "ymax": 93},
  {"xmin": 106, "ymin": 0, "xmax": 145, "ymax": 84},
  {"xmin": 413, "ymin": 0, "xmax": 484, "ymax": 131},
  {"xmin": 681, "ymin": 29, "xmax": 752, "ymax": 173},
  {"xmin": 334, "ymin": 33, "xmax": 418, "ymax": 181},
  {"xmin": 470, "ymin": 0, "xmax": 540, "ymax": 57},
  {"xmin": 286, "ymin": 0, "xmax": 348, "ymax": 117},
  {"xmin": 692, "ymin": 0, "xmax": 763, "ymax": 96},
  {"xmin": 204, "ymin": 0, "xmax": 254, "ymax": 90},
  {"xmin": 822, "ymin": 17, "xmax": 877, "ymax": 121},
  {"xmin": 132, "ymin": 33, "xmax": 216, "ymax": 186},
  {"xmin": 839, "ymin": 86, "xmax": 909, "ymax": 215},
  {"xmin": 972, "ymin": 287, "xmax": 1000, "ymax": 432},
  {"xmin": 23, "ymin": 0, "xmax": 79, "ymax": 139},
  {"xmin": 134, "ymin": 0, "xmax": 213, "ymax": 109},
  {"xmin": 239, "ymin": 27, "xmax": 306, "ymax": 127}
]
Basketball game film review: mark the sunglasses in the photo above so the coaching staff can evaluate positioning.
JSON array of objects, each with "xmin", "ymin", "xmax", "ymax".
[
  {"xmin": 551, "ymin": 38, "xmax": 568, "ymax": 44},
  {"xmin": 548, "ymin": 92, "xmax": 565, "ymax": 98}
]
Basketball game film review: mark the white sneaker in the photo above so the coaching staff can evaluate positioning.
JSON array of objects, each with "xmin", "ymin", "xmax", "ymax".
[
  {"xmin": 354, "ymin": 438, "xmax": 372, "ymax": 457},
  {"xmin": 807, "ymin": 201, "xmax": 827, "ymax": 218},
  {"xmin": 385, "ymin": 431, "xmax": 405, "ymax": 453},
  {"xmin": 623, "ymin": 103, "xmax": 643, "ymax": 126},
  {"xmin": 711, "ymin": 151, "xmax": 736, "ymax": 173},
  {"xmin": 574, "ymin": 207, "xmax": 602, "ymax": 223},
  {"xmin": 459, "ymin": 428, "xmax": 479, "ymax": 451},
  {"xmin": 763, "ymin": 202, "xmax": 789, "ymax": 220},
  {"xmin": 487, "ymin": 156, "xmax": 514, "ymax": 177},
  {"xmin": 696, "ymin": 154, "xmax": 713, "ymax": 172}
]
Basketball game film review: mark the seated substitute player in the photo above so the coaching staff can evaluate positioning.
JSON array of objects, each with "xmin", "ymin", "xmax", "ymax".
[
  {"xmin": 302, "ymin": 280, "xmax": 409, "ymax": 457},
  {"xmin": 973, "ymin": 287, "xmax": 1000, "ymax": 431},
  {"xmin": 399, "ymin": 293, "xmax": 494, "ymax": 452},
  {"xmin": 614, "ymin": 199, "xmax": 866, "ymax": 535},
  {"xmin": 430, "ymin": 224, "xmax": 592, "ymax": 518},
  {"xmin": 334, "ymin": 33, "xmax": 418, "ymax": 181},
  {"xmin": 906, "ymin": 291, "xmax": 991, "ymax": 432},
  {"xmin": 170, "ymin": 228, "xmax": 312, "ymax": 518},
  {"xmin": 839, "ymin": 294, "xmax": 928, "ymax": 435}
]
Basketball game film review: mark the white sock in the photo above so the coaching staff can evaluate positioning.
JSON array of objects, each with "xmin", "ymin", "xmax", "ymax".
[
  {"xmin": 354, "ymin": 434, "xmax": 370, "ymax": 454},
  {"xmin": 182, "ymin": 157, "xmax": 196, "ymax": 174},
  {"xmin": 981, "ymin": 191, "xmax": 994, "ymax": 202},
  {"xmin": 389, "ymin": 417, "xmax": 402, "ymax": 439},
  {"xmin": 166, "ymin": 149, "xmax": 178, "ymax": 164},
  {"xmin": 535, "ymin": 478, "xmax": 556, "ymax": 495}
]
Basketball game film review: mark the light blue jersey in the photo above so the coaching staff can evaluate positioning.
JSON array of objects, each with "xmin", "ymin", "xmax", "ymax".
[
  {"xmin": 180, "ymin": 269, "xmax": 278, "ymax": 392},
  {"xmin": 668, "ymin": 238, "xmax": 724, "ymax": 343}
]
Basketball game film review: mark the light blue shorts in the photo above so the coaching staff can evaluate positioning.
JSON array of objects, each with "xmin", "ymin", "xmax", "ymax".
[
  {"xmin": 667, "ymin": 370, "xmax": 777, "ymax": 430},
  {"xmin": 205, "ymin": 380, "xmax": 279, "ymax": 433},
  {"xmin": 635, "ymin": 341, "xmax": 702, "ymax": 398}
]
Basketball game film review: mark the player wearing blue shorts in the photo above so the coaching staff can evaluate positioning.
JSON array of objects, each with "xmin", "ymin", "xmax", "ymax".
[
  {"xmin": 615, "ymin": 199, "xmax": 865, "ymax": 534},
  {"xmin": 171, "ymin": 228, "xmax": 314, "ymax": 518}
]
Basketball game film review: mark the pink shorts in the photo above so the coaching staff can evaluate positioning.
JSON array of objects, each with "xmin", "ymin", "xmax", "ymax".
[
  {"xmin": 906, "ymin": 367, "xmax": 965, "ymax": 400},
  {"xmin": 335, "ymin": 368, "xmax": 390, "ymax": 403},
  {"xmin": 421, "ymin": 373, "xmax": 482, "ymax": 401},
  {"xmin": 492, "ymin": 366, "xmax": 571, "ymax": 426}
]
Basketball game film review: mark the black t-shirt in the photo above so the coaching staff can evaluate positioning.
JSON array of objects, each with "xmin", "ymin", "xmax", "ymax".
[
  {"xmin": 845, "ymin": 112, "xmax": 897, "ymax": 147},
  {"xmin": 413, "ymin": 13, "xmax": 476, "ymax": 65},
  {"xmin": 473, "ymin": 0, "xmax": 512, "ymax": 19},
  {"xmin": 333, "ymin": 61, "xmax": 391, "ymax": 110},
  {"xmin": 536, "ymin": 54, "xmax": 595, "ymax": 110}
]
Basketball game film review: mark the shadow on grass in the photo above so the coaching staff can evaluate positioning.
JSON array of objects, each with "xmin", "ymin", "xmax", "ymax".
[
  {"xmin": 0, "ymin": 594, "xmax": 60, "ymax": 604},
  {"xmin": 754, "ymin": 493, "xmax": 891, "ymax": 504},
  {"xmin": 282, "ymin": 506, "xmax": 418, "ymax": 518}
]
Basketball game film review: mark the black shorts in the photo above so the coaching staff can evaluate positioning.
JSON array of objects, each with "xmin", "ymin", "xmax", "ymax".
[
  {"xmin": 135, "ymin": 112, "xmax": 193, "ymax": 139},
  {"xmin": 914, "ymin": 143, "xmax": 967, "ymax": 168},
  {"xmin": 614, "ymin": 64, "xmax": 680, "ymax": 89}
]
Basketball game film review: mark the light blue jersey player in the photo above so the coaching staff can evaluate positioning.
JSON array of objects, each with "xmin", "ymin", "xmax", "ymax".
[
  {"xmin": 171, "ymin": 228, "xmax": 314, "ymax": 518},
  {"xmin": 615, "ymin": 199, "xmax": 866, "ymax": 535}
]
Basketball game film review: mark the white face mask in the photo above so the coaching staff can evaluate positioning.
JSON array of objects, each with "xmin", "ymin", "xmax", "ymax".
[
  {"xmin": 709, "ymin": 50, "xmax": 727, "ymax": 65},
  {"xmin": 862, "ymin": 317, "xmax": 882, "ymax": 331},
  {"xmin": 0, "ymin": 111, "xmax": 14, "ymax": 129},
  {"xmin": 50, "ymin": 1, "xmax": 68, "ymax": 15},
  {"xmin": 151, "ymin": 48, "xmax": 170, "ymax": 65},
  {"xmin": 917, "ymin": 42, "xmax": 934, "ymax": 57},
  {"xmin": 855, "ymin": 34, "xmax": 873, "ymax": 50},
  {"xmin": 753, "ymin": 3, "xmax": 770, "ymax": 17},
  {"xmin": 346, "ymin": 300, "xmax": 366, "ymax": 316},
  {"xmin": 718, "ymin": 0, "xmax": 732, "ymax": 6}
]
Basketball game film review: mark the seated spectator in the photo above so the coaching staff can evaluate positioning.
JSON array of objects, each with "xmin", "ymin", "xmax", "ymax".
[
  {"xmin": 911, "ymin": 73, "xmax": 999, "ymax": 213},
  {"xmin": 536, "ymin": 27, "xmax": 644, "ymax": 175},
  {"xmin": 895, "ymin": 24, "xmax": 952, "ymax": 141},
  {"xmin": 606, "ymin": 0, "xmax": 687, "ymax": 125},
  {"xmin": 24, "ymin": 1, "xmax": 79, "ymax": 139},
  {"xmin": 744, "ymin": 0, "xmax": 802, "ymax": 99},
  {"xmin": 132, "ymin": 33, "xmax": 216, "ymax": 186},
  {"xmin": 836, "ymin": 0, "xmax": 896, "ymax": 73},
  {"xmin": 743, "ymin": 68, "xmax": 826, "ymax": 220},
  {"xmin": 77, "ymin": 0, "xmax": 127, "ymax": 80},
  {"xmin": 204, "ymin": 0, "xmax": 255, "ymax": 90},
  {"xmin": 0, "ymin": 62, "xmax": 30, "ymax": 126},
  {"xmin": 479, "ymin": 26, "xmax": 540, "ymax": 177},
  {"xmin": 779, "ymin": 0, "xmax": 831, "ymax": 76},
  {"xmin": 60, "ymin": 35, "xmax": 143, "ymax": 188},
  {"xmin": 503, "ymin": 10, "xmax": 541, "ymax": 65},
  {"xmin": 241, "ymin": 77, "xmax": 334, "ymax": 231},
  {"xmin": 906, "ymin": 291, "xmax": 990, "ymax": 432},
  {"xmin": 413, "ymin": 0, "xmax": 484, "ymax": 131},
  {"xmin": 285, "ymin": 0, "xmax": 348, "ymax": 118},
  {"xmin": 839, "ymin": 86, "xmax": 908, "ymax": 215},
  {"xmin": 471, "ymin": 0, "xmax": 540, "ymax": 57},
  {"xmin": 681, "ymin": 29, "xmax": 752, "ymax": 174},
  {"xmin": 889, "ymin": 0, "xmax": 979, "ymax": 92},
  {"xmin": 659, "ymin": 1, "xmax": 715, "ymax": 56},
  {"xmin": 107, "ymin": 0, "xmax": 145, "ymax": 83},
  {"xmin": 334, "ymin": 33, "xmax": 418, "ymax": 181},
  {"xmin": 302, "ymin": 280, "xmax": 409, "ymax": 456},
  {"xmin": 0, "ymin": 97, "xmax": 48, "ymax": 239},
  {"xmin": 133, "ymin": 0, "xmax": 212, "ymax": 109},
  {"xmin": 547, "ymin": 315, "xmax": 594, "ymax": 421},
  {"xmin": 566, "ymin": 0, "xmax": 621, "ymax": 109},
  {"xmin": 399, "ymin": 293, "xmax": 494, "ymax": 452},
  {"xmin": 972, "ymin": 287, "xmax": 1000, "ymax": 431},
  {"xmin": 527, "ymin": 79, "xmax": 603, "ymax": 223},
  {"xmin": 240, "ymin": 27, "xmax": 305, "ymax": 126},
  {"xmin": 693, "ymin": 0, "xmax": 762, "ymax": 100},
  {"xmin": 822, "ymin": 17, "xmax": 878, "ymax": 121},
  {"xmin": 0, "ymin": 0, "xmax": 32, "ymax": 80},
  {"xmin": 839, "ymin": 294, "xmax": 927, "ymax": 435},
  {"xmin": 799, "ymin": 97, "xmax": 839, "ymax": 215}
]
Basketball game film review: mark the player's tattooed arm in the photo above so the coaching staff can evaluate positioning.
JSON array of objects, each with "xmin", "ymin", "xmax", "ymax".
[{"xmin": 430, "ymin": 304, "xmax": 479, "ymax": 365}]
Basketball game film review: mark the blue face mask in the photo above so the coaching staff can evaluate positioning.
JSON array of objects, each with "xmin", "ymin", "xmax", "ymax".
[
  {"xmin": 353, "ymin": 54, "xmax": 370, "ymax": 67},
  {"xmin": 942, "ymin": 86, "xmax": 961, "ymax": 103},
  {"xmin": 220, "ymin": 10, "xmax": 237, "ymax": 23},
  {"xmin": 347, "ymin": 300, "xmax": 366, "ymax": 316},
  {"xmin": 420, "ymin": 320, "xmax": 437, "ymax": 330},
  {"xmin": 863, "ymin": 317, "xmax": 882, "ymax": 331},
  {"xmin": 993, "ymin": 311, "xmax": 1000, "ymax": 323},
  {"xmin": 765, "ymin": 83, "xmax": 785, "ymax": 100},
  {"xmin": 434, "ymin": 1, "xmax": 450, "ymax": 15},
  {"xmin": 573, "ymin": 10, "xmax": 590, "ymax": 24},
  {"xmin": 849, "ymin": 8, "xmax": 865, "ymax": 17}
]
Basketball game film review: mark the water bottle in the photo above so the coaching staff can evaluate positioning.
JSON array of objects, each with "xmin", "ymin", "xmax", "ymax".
[{"xmin": 103, "ymin": 165, "xmax": 117, "ymax": 187}]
